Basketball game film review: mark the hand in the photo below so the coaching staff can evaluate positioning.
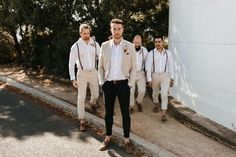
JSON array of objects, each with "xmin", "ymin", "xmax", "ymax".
[
  {"xmin": 100, "ymin": 81, "xmax": 105, "ymax": 87},
  {"xmin": 72, "ymin": 80, "xmax": 78, "ymax": 88},
  {"xmin": 170, "ymin": 79, "xmax": 174, "ymax": 87},
  {"xmin": 100, "ymin": 83, "xmax": 104, "ymax": 88},
  {"xmin": 148, "ymin": 81, "xmax": 152, "ymax": 87}
]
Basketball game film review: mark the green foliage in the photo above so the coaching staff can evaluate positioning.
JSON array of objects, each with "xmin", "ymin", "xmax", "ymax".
[
  {"xmin": 0, "ymin": 0, "xmax": 169, "ymax": 77},
  {"xmin": 0, "ymin": 29, "xmax": 15, "ymax": 64},
  {"xmin": 0, "ymin": 35, "xmax": 15, "ymax": 64}
]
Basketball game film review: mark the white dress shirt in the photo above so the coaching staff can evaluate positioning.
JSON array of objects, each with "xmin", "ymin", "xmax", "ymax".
[
  {"xmin": 136, "ymin": 46, "xmax": 148, "ymax": 71},
  {"xmin": 146, "ymin": 48, "xmax": 174, "ymax": 82},
  {"xmin": 69, "ymin": 38, "xmax": 100, "ymax": 80},
  {"xmin": 107, "ymin": 40, "xmax": 126, "ymax": 81}
]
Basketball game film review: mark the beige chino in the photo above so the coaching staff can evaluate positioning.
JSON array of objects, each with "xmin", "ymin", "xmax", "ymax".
[
  {"xmin": 76, "ymin": 69, "xmax": 99, "ymax": 119},
  {"xmin": 130, "ymin": 71, "xmax": 146, "ymax": 107},
  {"xmin": 151, "ymin": 72, "xmax": 170, "ymax": 110}
]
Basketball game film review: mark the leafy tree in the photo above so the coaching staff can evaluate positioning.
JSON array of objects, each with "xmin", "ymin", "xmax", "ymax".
[
  {"xmin": 0, "ymin": 0, "xmax": 169, "ymax": 77},
  {"xmin": 0, "ymin": 29, "xmax": 15, "ymax": 63}
]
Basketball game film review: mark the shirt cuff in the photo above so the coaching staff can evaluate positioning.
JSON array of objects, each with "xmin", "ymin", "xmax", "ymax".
[
  {"xmin": 70, "ymin": 76, "xmax": 75, "ymax": 80},
  {"xmin": 128, "ymin": 83, "xmax": 133, "ymax": 88},
  {"xmin": 99, "ymin": 80, "xmax": 105, "ymax": 86},
  {"xmin": 170, "ymin": 74, "xmax": 175, "ymax": 80},
  {"xmin": 147, "ymin": 77, "xmax": 152, "ymax": 82}
]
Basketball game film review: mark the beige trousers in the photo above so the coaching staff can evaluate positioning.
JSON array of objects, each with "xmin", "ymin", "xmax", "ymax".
[
  {"xmin": 130, "ymin": 71, "xmax": 146, "ymax": 107},
  {"xmin": 152, "ymin": 73, "xmax": 170, "ymax": 110},
  {"xmin": 77, "ymin": 69, "xmax": 99, "ymax": 119}
]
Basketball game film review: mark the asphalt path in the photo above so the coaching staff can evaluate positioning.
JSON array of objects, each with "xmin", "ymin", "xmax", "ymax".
[{"xmin": 0, "ymin": 88, "xmax": 134, "ymax": 157}]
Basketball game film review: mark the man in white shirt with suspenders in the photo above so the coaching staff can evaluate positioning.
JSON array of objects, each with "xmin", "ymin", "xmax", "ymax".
[
  {"xmin": 69, "ymin": 24, "xmax": 100, "ymax": 131},
  {"xmin": 146, "ymin": 36, "xmax": 174, "ymax": 122},
  {"xmin": 129, "ymin": 35, "xmax": 148, "ymax": 114}
]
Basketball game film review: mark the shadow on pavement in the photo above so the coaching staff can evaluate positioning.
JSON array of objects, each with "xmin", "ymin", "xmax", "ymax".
[
  {"xmin": 0, "ymin": 85, "xmax": 134, "ymax": 157},
  {"xmin": 0, "ymin": 87, "xmax": 84, "ymax": 141}
]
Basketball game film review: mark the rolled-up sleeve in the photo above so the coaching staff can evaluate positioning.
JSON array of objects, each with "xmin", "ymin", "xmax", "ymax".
[
  {"xmin": 168, "ymin": 51, "xmax": 175, "ymax": 80},
  {"xmin": 68, "ymin": 44, "xmax": 77, "ymax": 80},
  {"xmin": 146, "ymin": 51, "xmax": 153, "ymax": 82}
]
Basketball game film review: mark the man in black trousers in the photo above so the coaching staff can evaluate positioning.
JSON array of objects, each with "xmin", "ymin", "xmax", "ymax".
[{"xmin": 98, "ymin": 18, "xmax": 136, "ymax": 154}]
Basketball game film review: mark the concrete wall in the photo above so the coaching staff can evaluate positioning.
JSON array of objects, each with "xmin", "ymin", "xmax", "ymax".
[{"xmin": 169, "ymin": 0, "xmax": 236, "ymax": 132}]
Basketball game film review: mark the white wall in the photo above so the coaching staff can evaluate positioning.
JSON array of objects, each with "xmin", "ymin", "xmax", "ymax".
[{"xmin": 169, "ymin": 0, "xmax": 236, "ymax": 132}]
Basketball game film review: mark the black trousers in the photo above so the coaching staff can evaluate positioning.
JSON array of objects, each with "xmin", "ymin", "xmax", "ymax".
[{"xmin": 102, "ymin": 79, "xmax": 131, "ymax": 138}]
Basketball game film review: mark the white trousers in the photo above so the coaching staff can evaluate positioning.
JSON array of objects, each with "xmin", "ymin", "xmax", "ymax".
[
  {"xmin": 77, "ymin": 69, "xmax": 99, "ymax": 119},
  {"xmin": 152, "ymin": 73, "xmax": 170, "ymax": 110},
  {"xmin": 130, "ymin": 71, "xmax": 146, "ymax": 107}
]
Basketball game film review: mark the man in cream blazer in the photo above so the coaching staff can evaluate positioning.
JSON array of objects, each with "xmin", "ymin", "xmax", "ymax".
[
  {"xmin": 98, "ymin": 19, "xmax": 136, "ymax": 154},
  {"xmin": 98, "ymin": 40, "xmax": 136, "ymax": 87}
]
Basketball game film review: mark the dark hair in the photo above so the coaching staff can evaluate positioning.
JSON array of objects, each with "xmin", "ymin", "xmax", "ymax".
[
  {"xmin": 110, "ymin": 18, "xmax": 124, "ymax": 25},
  {"xmin": 154, "ymin": 35, "xmax": 164, "ymax": 41}
]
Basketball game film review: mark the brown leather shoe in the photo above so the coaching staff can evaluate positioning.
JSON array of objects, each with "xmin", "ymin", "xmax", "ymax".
[
  {"xmin": 95, "ymin": 102, "xmax": 101, "ymax": 108},
  {"xmin": 99, "ymin": 140, "xmax": 110, "ymax": 151},
  {"xmin": 153, "ymin": 106, "xmax": 158, "ymax": 113},
  {"xmin": 161, "ymin": 115, "xmax": 167, "ymax": 122},
  {"xmin": 89, "ymin": 103, "xmax": 98, "ymax": 113},
  {"xmin": 136, "ymin": 102, "xmax": 143, "ymax": 112},
  {"xmin": 153, "ymin": 103, "xmax": 159, "ymax": 113},
  {"xmin": 124, "ymin": 141, "xmax": 135, "ymax": 154},
  {"xmin": 80, "ymin": 122, "xmax": 87, "ymax": 132},
  {"xmin": 129, "ymin": 108, "xmax": 134, "ymax": 114}
]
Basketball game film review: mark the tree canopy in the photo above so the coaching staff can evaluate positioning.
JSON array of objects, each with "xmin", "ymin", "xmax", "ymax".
[{"xmin": 0, "ymin": 0, "xmax": 169, "ymax": 78}]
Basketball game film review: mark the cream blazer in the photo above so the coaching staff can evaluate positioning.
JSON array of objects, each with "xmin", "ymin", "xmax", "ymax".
[{"xmin": 98, "ymin": 39, "xmax": 137, "ymax": 87}]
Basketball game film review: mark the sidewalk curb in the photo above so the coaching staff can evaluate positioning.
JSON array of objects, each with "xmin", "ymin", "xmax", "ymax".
[
  {"xmin": 168, "ymin": 97, "xmax": 236, "ymax": 149},
  {"xmin": 0, "ymin": 76, "xmax": 177, "ymax": 157}
]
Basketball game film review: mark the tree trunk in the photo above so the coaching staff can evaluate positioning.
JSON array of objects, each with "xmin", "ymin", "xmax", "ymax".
[{"xmin": 10, "ymin": 29, "xmax": 23, "ymax": 64}]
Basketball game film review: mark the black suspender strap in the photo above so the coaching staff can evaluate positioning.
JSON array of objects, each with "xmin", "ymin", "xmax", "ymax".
[
  {"xmin": 76, "ymin": 43, "xmax": 83, "ymax": 70},
  {"xmin": 141, "ymin": 48, "xmax": 144, "ymax": 70},
  {"xmin": 152, "ymin": 50, "xmax": 155, "ymax": 73},
  {"xmin": 164, "ymin": 50, "xmax": 168, "ymax": 73},
  {"xmin": 93, "ymin": 39, "xmax": 98, "ymax": 69},
  {"xmin": 152, "ymin": 49, "xmax": 168, "ymax": 73}
]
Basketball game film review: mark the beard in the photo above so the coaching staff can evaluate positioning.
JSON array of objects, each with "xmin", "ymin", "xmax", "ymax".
[
  {"xmin": 157, "ymin": 45, "xmax": 163, "ymax": 50},
  {"xmin": 83, "ymin": 37, "xmax": 90, "ymax": 41},
  {"xmin": 113, "ymin": 34, "xmax": 122, "ymax": 39},
  {"xmin": 135, "ymin": 46, "xmax": 141, "ymax": 51}
]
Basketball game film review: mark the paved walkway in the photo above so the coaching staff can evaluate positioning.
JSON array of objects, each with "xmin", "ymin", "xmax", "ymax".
[
  {"xmin": 0, "ymin": 87, "xmax": 133, "ymax": 157},
  {"xmin": 0, "ymin": 66, "xmax": 236, "ymax": 157}
]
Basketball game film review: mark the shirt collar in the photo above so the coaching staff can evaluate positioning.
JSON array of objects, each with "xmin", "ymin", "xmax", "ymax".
[
  {"xmin": 110, "ymin": 38, "xmax": 124, "ymax": 47},
  {"xmin": 155, "ymin": 48, "xmax": 166, "ymax": 55},
  {"xmin": 78, "ymin": 38, "xmax": 93, "ymax": 45},
  {"xmin": 136, "ymin": 47, "xmax": 143, "ymax": 54}
]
